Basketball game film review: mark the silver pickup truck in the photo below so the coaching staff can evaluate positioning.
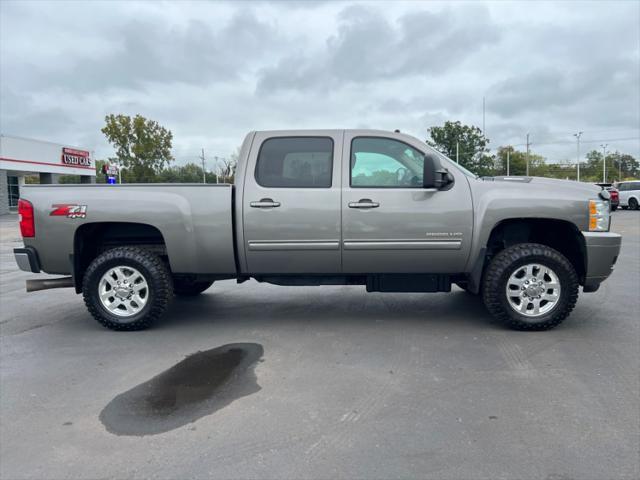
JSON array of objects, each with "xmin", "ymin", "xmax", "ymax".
[{"xmin": 14, "ymin": 129, "xmax": 621, "ymax": 331}]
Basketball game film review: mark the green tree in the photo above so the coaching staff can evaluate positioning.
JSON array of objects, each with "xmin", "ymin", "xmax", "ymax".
[
  {"xmin": 101, "ymin": 114, "xmax": 174, "ymax": 182},
  {"xmin": 607, "ymin": 151, "xmax": 640, "ymax": 180},
  {"xmin": 427, "ymin": 121, "xmax": 495, "ymax": 175},
  {"xmin": 495, "ymin": 146, "xmax": 546, "ymax": 176},
  {"xmin": 580, "ymin": 150, "xmax": 640, "ymax": 182}
]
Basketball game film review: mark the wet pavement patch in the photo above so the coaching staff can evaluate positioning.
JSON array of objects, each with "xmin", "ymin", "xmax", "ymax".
[{"xmin": 99, "ymin": 343, "xmax": 263, "ymax": 436}]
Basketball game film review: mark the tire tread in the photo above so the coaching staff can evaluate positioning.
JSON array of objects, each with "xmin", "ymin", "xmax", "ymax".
[
  {"xmin": 82, "ymin": 247, "xmax": 173, "ymax": 331},
  {"xmin": 482, "ymin": 243, "xmax": 579, "ymax": 331}
]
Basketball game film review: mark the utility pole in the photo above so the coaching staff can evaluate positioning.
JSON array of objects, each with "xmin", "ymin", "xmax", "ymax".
[
  {"xmin": 214, "ymin": 156, "xmax": 219, "ymax": 183},
  {"xmin": 574, "ymin": 131, "xmax": 583, "ymax": 182},
  {"xmin": 618, "ymin": 156, "xmax": 622, "ymax": 181},
  {"xmin": 456, "ymin": 142, "xmax": 459, "ymax": 164},
  {"xmin": 199, "ymin": 148, "xmax": 207, "ymax": 184},
  {"xmin": 506, "ymin": 147, "xmax": 510, "ymax": 176},
  {"xmin": 601, "ymin": 144, "xmax": 608, "ymax": 183},
  {"xmin": 525, "ymin": 133, "xmax": 531, "ymax": 176},
  {"xmin": 482, "ymin": 96, "xmax": 486, "ymax": 137}
]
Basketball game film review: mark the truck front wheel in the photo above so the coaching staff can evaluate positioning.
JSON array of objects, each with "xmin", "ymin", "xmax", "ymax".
[
  {"xmin": 82, "ymin": 247, "xmax": 173, "ymax": 331},
  {"xmin": 482, "ymin": 243, "xmax": 579, "ymax": 331}
]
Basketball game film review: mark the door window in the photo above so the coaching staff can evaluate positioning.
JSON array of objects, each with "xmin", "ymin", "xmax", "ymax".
[
  {"xmin": 350, "ymin": 137, "xmax": 425, "ymax": 187},
  {"xmin": 255, "ymin": 137, "xmax": 333, "ymax": 188}
]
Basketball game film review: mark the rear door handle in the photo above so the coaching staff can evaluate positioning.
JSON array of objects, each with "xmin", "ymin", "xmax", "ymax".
[
  {"xmin": 250, "ymin": 198, "xmax": 281, "ymax": 208},
  {"xmin": 348, "ymin": 199, "xmax": 380, "ymax": 209}
]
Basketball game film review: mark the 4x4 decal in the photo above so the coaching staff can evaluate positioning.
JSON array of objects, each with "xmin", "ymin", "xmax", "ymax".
[{"xmin": 50, "ymin": 204, "xmax": 87, "ymax": 219}]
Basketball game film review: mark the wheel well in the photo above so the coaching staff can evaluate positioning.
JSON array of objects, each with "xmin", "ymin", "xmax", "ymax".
[
  {"xmin": 484, "ymin": 219, "xmax": 586, "ymax": 281},
  {"xmin": 73, "ymin": 222, "xmax": 167, "ymax": 293}
]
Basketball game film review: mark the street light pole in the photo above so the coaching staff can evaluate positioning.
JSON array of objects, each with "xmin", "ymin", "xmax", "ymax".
[
  {"xmin": 525, "ymin": 133, "xmax": 531, "ymax": 176},
  {"xmin": 601, "ymin": 144, "xmax": 608, "ymax": 183},
  {"xmin": 506, "ymin": 147, "xmax": 510, "ymax": 176},
  {"xmin": 200, "ymin": 148, "xmax": 207, "ymax": 184},
  {"xmin": 574, "ymin": 131, "xmax": 583, "ymax": 182}
]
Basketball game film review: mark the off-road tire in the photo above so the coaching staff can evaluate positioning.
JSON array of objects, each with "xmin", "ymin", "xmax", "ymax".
[
  {"xmin": 482, "ymin": 243, "xmax": 579, "ymax": 331},
  {"xmin": 82, "ymin": 247, "xmax": 173, "ymax": 331},
  {"xmin": 173, "ymin": 278, "xmax": 214, "ymax": 296},
  {"xmin": 629, "ymin": 198, "xmax": 639, "ymax": 210}
]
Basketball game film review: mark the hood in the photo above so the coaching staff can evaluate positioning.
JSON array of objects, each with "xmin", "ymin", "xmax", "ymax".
[{"xmin": 482, "ymin": 176, "xmax": 602, "ymax": 196}]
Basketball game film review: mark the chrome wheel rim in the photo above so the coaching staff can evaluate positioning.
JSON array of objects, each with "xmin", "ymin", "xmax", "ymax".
[
  {"xmin": 506, "ymin": 263, "xmax": 561, "ymax": 318},
  {"xmin": 98, "ymin": 266, "xmax": 149, "ymax": 319}
]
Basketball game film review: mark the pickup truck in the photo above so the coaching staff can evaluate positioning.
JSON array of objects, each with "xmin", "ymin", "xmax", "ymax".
[{"xmin": 14, "ymin": 129, "xmax": 621, "ymax": 332}]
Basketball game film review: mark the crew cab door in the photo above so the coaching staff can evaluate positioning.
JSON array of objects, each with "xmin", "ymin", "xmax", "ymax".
[
  {"xmin": 341, "ymin": 132, "xmax": 473, "ymax": 273},
  {"xmin": 242, "ymin": 132, "xmax": 343, "ymax": 274}
]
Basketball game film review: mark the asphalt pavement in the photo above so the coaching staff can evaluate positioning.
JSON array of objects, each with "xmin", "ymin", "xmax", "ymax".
[{"xmin": 1, "ymin": 212, "xmax": 638, "ymax": 480}]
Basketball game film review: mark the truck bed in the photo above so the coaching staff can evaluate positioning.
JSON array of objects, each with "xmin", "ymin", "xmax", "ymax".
[{"xmin": 21, "ymin": 184, "xmax": 237, "ymax": 275}]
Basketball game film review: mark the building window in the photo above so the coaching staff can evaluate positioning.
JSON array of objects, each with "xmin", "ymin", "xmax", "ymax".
[{"xmin": 7, "ymin": 176, "xmax": 19, "ymax": 208}]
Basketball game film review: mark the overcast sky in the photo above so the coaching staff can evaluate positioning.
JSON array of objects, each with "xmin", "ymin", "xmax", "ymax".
[{"xmin": 1, "ymin": 0, "xmax": 638, "ymax": 166}]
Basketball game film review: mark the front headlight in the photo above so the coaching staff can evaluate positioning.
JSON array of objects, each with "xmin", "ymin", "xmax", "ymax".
[{"xmin": 589, "ymin": 199, "xmax": 610, "ymax": 231}]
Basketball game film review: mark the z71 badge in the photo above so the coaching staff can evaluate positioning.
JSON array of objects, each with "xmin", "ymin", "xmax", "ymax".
[{"xmin": 50, "ymin": 204, "xmax": 87, "ymax": 219}]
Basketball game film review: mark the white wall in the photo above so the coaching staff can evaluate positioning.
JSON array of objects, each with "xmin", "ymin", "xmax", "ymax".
[{"xmin": 0, "ymin": 134, "xmax": 96, "ymax": 177}]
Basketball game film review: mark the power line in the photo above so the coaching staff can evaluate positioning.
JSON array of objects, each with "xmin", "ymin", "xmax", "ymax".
[{"xmin": 510, "ymin": 136, "xmax": 639, "ymax": 148}]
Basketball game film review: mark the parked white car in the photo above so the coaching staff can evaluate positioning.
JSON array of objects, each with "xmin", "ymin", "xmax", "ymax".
[{"xmin": 617, "ymin": 181, "xmax": 640, "ymax": 210}]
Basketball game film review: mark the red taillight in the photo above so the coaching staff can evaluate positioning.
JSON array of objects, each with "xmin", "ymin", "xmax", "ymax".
[{"xmin": 18, "ymin": 199, "xmax": 35, "ymax": 237}]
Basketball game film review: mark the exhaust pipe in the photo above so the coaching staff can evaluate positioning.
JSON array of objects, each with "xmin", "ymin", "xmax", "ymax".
[{"xmin": 26, "ymin": 276, "xmax": 74, "ymax": 292}]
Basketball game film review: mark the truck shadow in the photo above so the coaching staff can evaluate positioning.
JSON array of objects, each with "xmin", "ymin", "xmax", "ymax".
[{"xmin": 162, "ymin": 285, "xmax": 500, "ymax": 331}]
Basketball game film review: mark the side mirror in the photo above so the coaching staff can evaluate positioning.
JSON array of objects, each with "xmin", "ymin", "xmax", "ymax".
[{"xmin": 423, "ymin": 154, "xmax": 453, "ymax": 189}]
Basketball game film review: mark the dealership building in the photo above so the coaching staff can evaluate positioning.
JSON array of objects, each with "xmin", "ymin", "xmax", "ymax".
[{"xmin": 0, "ymin": 134, "xmax": 96, "ymax": 214}]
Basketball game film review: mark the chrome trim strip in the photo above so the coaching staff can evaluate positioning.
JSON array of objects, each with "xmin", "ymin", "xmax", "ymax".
[
  {"xmin": 248, "ymin": 241, "xmax": 340, "ymax": 251},
  {"xmin": 343, "ymin": 240, "xmax": 462, "ymax": 250}
]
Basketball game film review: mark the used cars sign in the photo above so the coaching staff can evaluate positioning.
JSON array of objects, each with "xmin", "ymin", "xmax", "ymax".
[{"xmin": 61, "ymin": 147, "xmax": 91, "ymax": 167}]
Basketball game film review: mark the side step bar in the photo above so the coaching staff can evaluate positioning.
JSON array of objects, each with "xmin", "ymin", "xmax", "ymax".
[{"xmin": 26, "ymin": 276, "xmax": 74, "ymax": 292}]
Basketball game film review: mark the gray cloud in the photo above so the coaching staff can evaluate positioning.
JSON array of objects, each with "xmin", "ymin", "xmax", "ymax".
[{"xmin": 257, "ymin": 4, "xmax": 500, "ymax": 93}]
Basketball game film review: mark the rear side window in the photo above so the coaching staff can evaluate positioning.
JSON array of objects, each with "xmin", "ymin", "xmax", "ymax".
[{"xmin": 255, "ymin": 137, "xmax": 333, "ymax": 188}]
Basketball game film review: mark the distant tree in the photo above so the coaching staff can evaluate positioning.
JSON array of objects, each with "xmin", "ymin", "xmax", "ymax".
[
  {"xmin": 58, "ymin": 175, "xmax": 81, "ymax": 184},
  {"xmin": 101, "ymin": 114, "xmax": 174, "ymax": 182},
  {"xmin": 496, "ymin": 146, "xmax": 546, "ymax": 176},
  {"xmin": 218, "ymin": 148, "xmax": 240, "ymax": 183},
  {"xmin": 427, "ymin": 121, "xmax": 495, "ymax": 175},
  {"xmin": 607, "ymin": 151, "xmax": 640, "ymax": 180},
  {"xmin": 579, "ymin": 150, "xmax": 639, "ymax": 182},
  {"xmin": 158, "ymin": 163, "xmax": 207, "ymax": 183}
]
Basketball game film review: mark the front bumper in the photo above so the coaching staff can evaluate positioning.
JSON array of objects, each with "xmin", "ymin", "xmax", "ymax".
[
  {"xmin": 14, "ymin": 247, "xmax": 41, "ymax": 273},
  {"xmin": 582, "ymin": 232, "xmax": 621, "ymax": 292}
]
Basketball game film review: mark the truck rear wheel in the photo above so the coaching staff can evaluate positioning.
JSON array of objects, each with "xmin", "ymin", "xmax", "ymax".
[
  {"xmin": 82, "ymin": 247, "xmax": 173, "ymax": 331},
  {"xmin": 173, "ymin": 277, "xmax": 214, "ymax": 296},
  {"xmin": 482, "ymin": 243, "xmax": 579, "ymax": 331}
]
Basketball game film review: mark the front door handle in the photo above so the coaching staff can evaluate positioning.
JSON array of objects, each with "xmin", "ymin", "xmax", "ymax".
[
  {"xmin": 250, "ymin": 198, "xmax": 281, "ymax": 208},
  {"xmin": 348, "ymin": 199, "xmax": 380, "ymax": 209}
]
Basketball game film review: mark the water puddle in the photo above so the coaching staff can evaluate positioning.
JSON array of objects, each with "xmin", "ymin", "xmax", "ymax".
[{"xmin": 100, "ymin": 343, "xmax": 263, "ymax": 436}]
